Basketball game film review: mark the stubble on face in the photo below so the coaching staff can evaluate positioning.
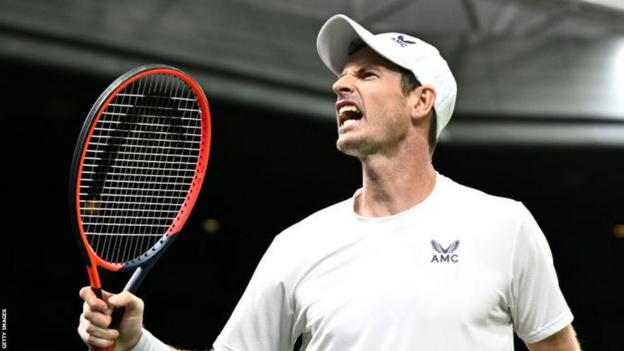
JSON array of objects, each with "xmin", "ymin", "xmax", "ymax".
[{"xmin": 334, "ymin": 47, "xmax": 412, "ymax": 159}]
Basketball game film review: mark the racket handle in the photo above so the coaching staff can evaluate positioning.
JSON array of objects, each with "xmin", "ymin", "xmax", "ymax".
[
  {"xmin": 88, "ymin": 258, "xmax": 155, "ymax": 351},
  {"xmin": 110, "ymin": 306, "xmax": 126, "ymax": 330},
  {"xmin": 90, "ymin": 287, "xmax": 115, "ymax": 351},
  {"xmin": 89, "ymin": 265, "xmax": 147, "ymax": 351}
]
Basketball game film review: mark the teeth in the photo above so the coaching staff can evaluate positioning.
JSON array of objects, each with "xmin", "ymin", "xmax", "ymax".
[
  {"xmin": 343, "ymin": 119, "xmax": 359, "ymax": 127},
  {"xmin": 338, "ymin": 105, "xmax": 361, "ymax": 117}
]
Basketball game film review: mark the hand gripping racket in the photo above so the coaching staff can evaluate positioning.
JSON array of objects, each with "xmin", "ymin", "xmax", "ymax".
[{"xmin": 69, "ymin": 65, "xmax": 211, "ymax": 350}]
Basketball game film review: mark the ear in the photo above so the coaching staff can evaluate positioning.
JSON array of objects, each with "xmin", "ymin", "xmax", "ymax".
[{"xmin": 409, "ymin": 85, "xmax": 436, "ymax": 122}]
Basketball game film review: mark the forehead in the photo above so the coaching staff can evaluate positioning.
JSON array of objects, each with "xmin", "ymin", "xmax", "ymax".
[{"xmin": 342, "ymin": 46, "xmax": 401, "ymax": 73}]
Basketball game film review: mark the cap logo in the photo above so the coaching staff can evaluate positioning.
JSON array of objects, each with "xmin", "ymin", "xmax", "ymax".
[{"xmin": 392, "ymin": 35, "xmax": 416, "ymax": 48}]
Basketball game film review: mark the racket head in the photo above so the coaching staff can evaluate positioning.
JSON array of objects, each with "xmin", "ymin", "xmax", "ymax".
[{"xmin": 69, "ymin": 64, "xmax": 211, "ymax": 274}]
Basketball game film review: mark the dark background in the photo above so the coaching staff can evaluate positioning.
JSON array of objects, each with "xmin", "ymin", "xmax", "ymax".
[{"xmin": 2, "ymin": 57, "xmax": 623, "ymax": 351}]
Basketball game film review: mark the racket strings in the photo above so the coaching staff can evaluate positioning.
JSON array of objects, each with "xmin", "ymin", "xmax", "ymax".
[{"xmin": 79, "ymin": 73, "xmax": 203, "ymax": 264}]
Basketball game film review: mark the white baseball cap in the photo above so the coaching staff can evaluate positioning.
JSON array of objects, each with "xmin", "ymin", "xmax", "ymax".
[{"xmin": 316, "ymin": 14, "xmax": 457, "ymax": 138}]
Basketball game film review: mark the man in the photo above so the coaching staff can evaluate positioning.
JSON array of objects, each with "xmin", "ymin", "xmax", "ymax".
[{"xmin": 79, "ymin": 14, "xmax": 581, "ymax": 351}]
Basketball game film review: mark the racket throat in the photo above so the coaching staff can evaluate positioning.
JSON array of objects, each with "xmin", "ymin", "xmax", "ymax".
[
  {"xmin": 87, "ymin": 264, "xmax": 103, "ymax": 291},
  {"xmin": 124, "ymin": 266, "xmax": 148, "ymax": 294}
]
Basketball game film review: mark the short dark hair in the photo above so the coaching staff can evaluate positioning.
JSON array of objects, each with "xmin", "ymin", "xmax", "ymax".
[{"xmin": 398, "ymin": 68, "xmax": 437, "ymax": 155}]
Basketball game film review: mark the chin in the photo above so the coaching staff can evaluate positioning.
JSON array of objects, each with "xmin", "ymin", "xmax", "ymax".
[
  {"xmin": 336, "ymin": 137, "xmax": 367, "ymax": 157},
  {"xmin": 336, "ymin": 138, "xmax": 353, "ymax": 154}
]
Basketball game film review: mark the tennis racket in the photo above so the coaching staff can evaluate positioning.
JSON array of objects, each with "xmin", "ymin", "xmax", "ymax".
[{"xmin": 69, "ymin": 64, "xmax": 211, "ymax": 351}]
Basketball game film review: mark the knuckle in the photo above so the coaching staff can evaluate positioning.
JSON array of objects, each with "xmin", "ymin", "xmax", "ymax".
[
  {"xmin": 78, "ymin": 315, "xmax": 87, "ymax": 329},
  {"xmin": 85, "ymin": 335, "xmax": 96, "ymax": 344},
  {"xmin": 102, "ymin": 305, "xmax": 113, "ymax": 316},
  {"xmin": 105, "ymin": 315, "xmax": 113, "ymax": 327},
  {"xmin": 85, "ymin": 324, "xmax": 95, "ymax": 334},
  {"xmin": 79, "ymin": 316, "xmax": 88, "ymax": 332},
  {"xmin": 117, "ymin": 291, "xmax": 130, "ymax": 301}
]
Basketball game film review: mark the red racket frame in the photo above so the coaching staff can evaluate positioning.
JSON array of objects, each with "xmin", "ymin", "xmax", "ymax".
[{"xmin": 69, "ymin": 65, "xmax": 211, "ymax": 348}]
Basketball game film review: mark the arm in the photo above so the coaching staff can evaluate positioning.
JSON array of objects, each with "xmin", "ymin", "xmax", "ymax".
[
  {"xmin": 79, "ymin": 235, "xmax": 295, "ymax": 351},
  {"xmin": 527, "ymin": 324, "xmax": 581, "ymax": 351},
  {"xmin": 510, "ymin": 205, "xmax": 576, "ymax": 345}
]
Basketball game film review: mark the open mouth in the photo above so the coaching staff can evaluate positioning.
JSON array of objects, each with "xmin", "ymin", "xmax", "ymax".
[{"xmin": 338, "ymin": 104, "xmax": 363, "ymax": 127}]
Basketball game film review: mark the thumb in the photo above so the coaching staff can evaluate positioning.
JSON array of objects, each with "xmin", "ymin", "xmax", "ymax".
[
  {"xmin": 108, "ymin": 291, "xmax": 144, "ymax": 315},
  {"xmin": 105, "ymin": 292, "xmax": 145, "ymax": 350}
]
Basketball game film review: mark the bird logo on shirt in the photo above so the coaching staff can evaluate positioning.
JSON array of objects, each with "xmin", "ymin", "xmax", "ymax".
[
  {"xmin": 431, "ymin": 240, "xmax": 460, "ymax": 254},
  {"xmin": 430, "ymin": 240, "xmax": 460, "ymax": 263}
]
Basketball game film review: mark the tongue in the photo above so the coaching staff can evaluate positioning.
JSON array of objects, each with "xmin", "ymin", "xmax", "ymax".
[{"xmin": 344, "ymin": 110, "xmax": 362, "ymax": 120}]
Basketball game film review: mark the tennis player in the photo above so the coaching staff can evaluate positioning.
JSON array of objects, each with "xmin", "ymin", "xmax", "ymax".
[{"xmin": 78, "ymin": 14, "xmax": 581, "ymax": 351}]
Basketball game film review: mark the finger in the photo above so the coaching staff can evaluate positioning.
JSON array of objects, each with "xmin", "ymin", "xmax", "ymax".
[
  {"xmin": 108, "ymin": 291, "xmax": 144, "ymax": 314},
  {"xmin": 83, "ymin": 309, "xmax": 112, "ymax": 329},
  {"xmin": 77, "ymin": 313, "xmax": 89, "ymax": 340},
  {"xmin": 86, "ymin": 323, "xmax": 120, "ymax": 340},
  {"xmin": 85, "ymin": 334, "xmax": 115, "ymax": 348},
  {"xmin": 78, "ymin": 313, "xmax": 119, "ymax": 348},
  {"xmin": 79, "ymin": 286, "xmax": 109, "ymax": 313},
  {"xmin": 83, "ymin": 301, "xmax": 113, "ymax": 317},
  {"xmin": 79, "ymin": 313, "xmax": 120, "ymax": 339},
  {"xmin": 100, "ymin": 289, "xmax": 114, "ymax": 302}
]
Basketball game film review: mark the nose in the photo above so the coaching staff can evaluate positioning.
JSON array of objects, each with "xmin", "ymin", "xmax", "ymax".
[{"xmin": 332, "ymin": 74, "xmax": 354, "ymax": 96}]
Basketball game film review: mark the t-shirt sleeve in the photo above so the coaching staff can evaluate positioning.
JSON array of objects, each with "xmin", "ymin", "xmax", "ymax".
[
  {"xmin": 510, "ymin": 203, "xmax": 574, "ymax": 344},
  {"xmin": 213, "ymin": 235, "xmax": 296, "ymax": 351}
]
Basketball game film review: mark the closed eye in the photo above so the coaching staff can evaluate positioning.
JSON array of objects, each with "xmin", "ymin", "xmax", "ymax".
[{"xmin": 360, "ymin": 71, "xmax": 378, "ymax": 79}]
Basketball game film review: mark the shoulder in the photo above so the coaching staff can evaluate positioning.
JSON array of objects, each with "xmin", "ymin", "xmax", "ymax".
[
  {"xmin": 434, "ymin": 174, "xmax": 534, "ymax": 242},
  {"xmin": 275, "ymin": 196, "xmax": 354, "ymax": 245},
  {"xmin": 260, "ymin": 196, "xmax": 358, "ymax": 283},
  {"xmin": 274, "ymin": 198, "xmax": 353, "ymax": 249},
  {"xmin": 437, "ymin": 173, "xmax": 526, "ymax": 215}
]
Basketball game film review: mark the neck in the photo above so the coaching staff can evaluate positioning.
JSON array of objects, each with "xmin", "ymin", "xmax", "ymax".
[{"xmin": 354, "ymin": 146, "xmax": 436, "ymax": 217}]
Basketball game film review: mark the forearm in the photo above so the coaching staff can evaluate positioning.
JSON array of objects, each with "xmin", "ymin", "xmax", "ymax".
[
  {"xmin": 131, "ymin": 330, "xmax": 215, "ymax": 351},
  {"xmin": 129, "ymin": 329, "xmax": 180, "ymax": 351}
]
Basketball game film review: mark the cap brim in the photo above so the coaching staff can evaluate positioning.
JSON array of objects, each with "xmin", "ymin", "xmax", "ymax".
[
  {"xmin": 317, "ymin": 14, "xmax": 412, "ymax": 77},
  {"xmin": 316, "ymin": 15, "xmax": 378, "ymax": 76}
]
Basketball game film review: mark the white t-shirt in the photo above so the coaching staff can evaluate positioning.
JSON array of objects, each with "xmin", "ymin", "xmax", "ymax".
[{"xmin": 213, "ymin": 173, "xmax": 573, "ymax": 351}]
